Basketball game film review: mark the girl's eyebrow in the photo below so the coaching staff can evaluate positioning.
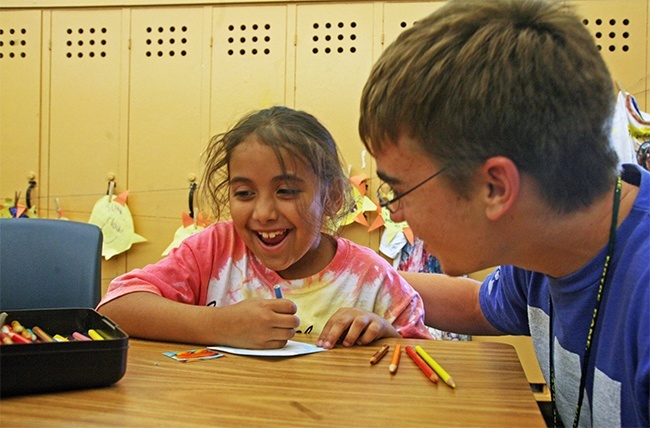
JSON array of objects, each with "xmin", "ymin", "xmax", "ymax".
[
  {"xmin": 273, "ymin": 173, "xmax": 304, "ymax": 184},
  {"xmin": 229, "ymin": 176, "xmax": 252, "ymax": 185},
  {"xmin": 229, "ymin": 174, "xmax": 305, "ymax": 184}
]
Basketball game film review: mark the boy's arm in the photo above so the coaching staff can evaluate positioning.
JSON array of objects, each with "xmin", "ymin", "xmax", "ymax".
[{"xmin": 399, "ymin": 272, "xmax": 504, "ymax": 336}]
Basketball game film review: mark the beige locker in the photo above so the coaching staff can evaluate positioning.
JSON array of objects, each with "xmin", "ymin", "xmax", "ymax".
[
  {"xmin": 0, "ymin": 10, "xmax": 41, "ymax": 209},
  {"xmin": 47, "ymin": 9, "xmax": 129, "ymax": 292},
  {"xmin": 382, "ymin": 1, "xmax": 446, "ymax": 47},
  {"xmin": 570, "ymin": 0, "xmax": 648, "ymax": 109},
  {"xmin": 127, "ymin": 6, "xmax": 211, "ymax": 271},
  {"xmin": 294, "ymin": 2, "xmax": 377, "ymax": 247},
  {"xmin": 48, "ymin": 8, "xmax": 126, "ymax": 222},
  {"xmin": 210, "ymin": 4, "xmax": 289, "ymax": 138}
]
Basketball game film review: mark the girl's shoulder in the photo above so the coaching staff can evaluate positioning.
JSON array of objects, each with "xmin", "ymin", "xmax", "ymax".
[{"xmin": 331, "ymin": 235, "xmax": 393, "ymax": 266}]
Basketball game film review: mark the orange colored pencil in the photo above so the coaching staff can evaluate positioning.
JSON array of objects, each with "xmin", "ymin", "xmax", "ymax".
[
  {"xmin": 405, "ymin": 346, "xmax": 439, "ymax": 383},
  {"xmin": 370, "ymin": 344, "xmax": 390, "ymax": 365},
  {"xmin": 389, "ymin": 344, "xmax": 401, "ymax": 374}
]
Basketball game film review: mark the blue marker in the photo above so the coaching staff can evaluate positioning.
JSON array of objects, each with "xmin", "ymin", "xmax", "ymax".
[{"xmin": 274, "ymin": 285, "xmax": 283, "ymax": 299}]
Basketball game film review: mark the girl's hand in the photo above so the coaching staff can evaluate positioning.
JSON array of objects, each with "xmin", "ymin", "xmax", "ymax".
[
  {"xmin": 316, "ymin": 308, "xmax": 400, "ymax": 349},
  {"xmin": 211, "ymin": 298, "xmax": 300, "ymax": 349}
]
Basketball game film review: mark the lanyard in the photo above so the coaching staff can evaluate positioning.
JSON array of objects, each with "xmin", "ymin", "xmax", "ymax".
[{"xmin": 549, "ymin": 176, "xmax": 622, "ymax": 428}]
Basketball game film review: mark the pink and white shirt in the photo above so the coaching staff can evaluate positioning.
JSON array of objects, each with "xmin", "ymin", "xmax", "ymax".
[{"xmin": 99, "ymin": 221, "xmax": 432, "ymax": 339}]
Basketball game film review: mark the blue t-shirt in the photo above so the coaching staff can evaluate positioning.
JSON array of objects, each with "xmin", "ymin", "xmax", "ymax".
[{"xmin": 479, "ymin": 164, "xmax": 649, "ymax": 427}]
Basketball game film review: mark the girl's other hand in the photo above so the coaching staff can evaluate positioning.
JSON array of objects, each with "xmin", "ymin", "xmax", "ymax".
[{"xmin": 316, "ymin": 308, "xmax": 400, "ymax": 349}]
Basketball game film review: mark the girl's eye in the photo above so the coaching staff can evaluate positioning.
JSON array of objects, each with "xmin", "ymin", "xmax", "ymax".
[
  {"xmin": 277, "ymin": 187, "xmax": 301, "ymax": 198},
  {"xmin": 232, "ymin": 189, "xmax": 255, "ymax": 200}
]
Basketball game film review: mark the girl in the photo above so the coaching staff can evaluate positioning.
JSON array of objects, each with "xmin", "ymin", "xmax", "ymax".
[{"xmin": 97, "ymin": 106, "xmax": 431, "ymax": 349}]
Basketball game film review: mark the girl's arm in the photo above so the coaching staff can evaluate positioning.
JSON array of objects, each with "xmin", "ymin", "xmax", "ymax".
[
  {"xmin": 399, "ymin": 271, "xmax": 503, "ymax": 335},
  {"xmin": 98, "ymin": 291, "xmax": 300, "ymax": 349}
]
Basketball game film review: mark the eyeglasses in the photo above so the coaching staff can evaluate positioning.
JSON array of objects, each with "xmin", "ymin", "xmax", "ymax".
[{"xmin": 377, "ymin": 167, "xmax": 447, "ymax": 213}]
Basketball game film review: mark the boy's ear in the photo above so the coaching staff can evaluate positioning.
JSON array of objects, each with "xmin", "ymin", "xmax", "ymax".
[{"xmin": 480, "ymin": 157, "xmax": 520, "ymax": 221}]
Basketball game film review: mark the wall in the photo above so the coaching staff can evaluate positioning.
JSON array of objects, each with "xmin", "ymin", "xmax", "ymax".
[{"xmin": 1, "ymin": 0, "xmax": 648, "ymax": 293}]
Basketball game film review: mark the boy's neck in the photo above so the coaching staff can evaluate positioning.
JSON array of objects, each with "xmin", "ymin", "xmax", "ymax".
[{"xmin": 507, "ymin": 180, "xmax": 638, "ymax": 279}]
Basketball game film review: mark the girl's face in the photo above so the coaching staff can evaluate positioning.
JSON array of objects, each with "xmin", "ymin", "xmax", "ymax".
[{"xmin": 229, "ymin": 137, "xmax": 332, "ymax": 279}]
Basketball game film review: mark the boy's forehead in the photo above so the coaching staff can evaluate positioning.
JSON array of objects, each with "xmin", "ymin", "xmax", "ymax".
[{"xmin": 375, "ymin": 136, "xmax": 433, "ymax": 178}]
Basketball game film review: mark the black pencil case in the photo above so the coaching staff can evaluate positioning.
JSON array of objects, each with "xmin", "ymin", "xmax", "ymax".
[{"xmin": 0, "ymin": 308, "xmax": 129, "ymax": 397}]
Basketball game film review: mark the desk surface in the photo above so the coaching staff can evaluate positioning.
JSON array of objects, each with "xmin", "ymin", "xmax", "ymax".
[{"xmin": 1, "ymin": 336, "xmax": 545, "ymax": 427}]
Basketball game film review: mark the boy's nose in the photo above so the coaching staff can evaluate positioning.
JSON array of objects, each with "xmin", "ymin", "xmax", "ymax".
[{"xmin": 389, "ymin": 209, "xmax": 406, "ymax": 224}]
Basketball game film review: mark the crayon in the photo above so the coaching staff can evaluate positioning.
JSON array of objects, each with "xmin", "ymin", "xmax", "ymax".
[
  {"xmin": 72, "ymin": 331, "xmax": 92, "ymax": 341},
  {"xmin": 405, "ymin": 346, "xmax": 439, "ymax": 383},
  {"xmin": 370, "ymin": 344, "xmax": 390, "ymax": 365},
  {"xmin": 87, "ymin": 329, "xmax": 104, "ymax": 340},
  {"xmin": 22, "ymin": 328, "xmax": 37, "ymax": 341},
  {"xmin": 11, "ymin": 320, "xmax": 25, "ymax": 333},
  {"xmin": 274, "ymin": 285, "xmax": 283, "ymax": 299},
  {"xmin": 389, "ymin": 344, "xmax": 401, "ymax": 374},
  {"xmin": 53, "ymin": 334, "xmax": 69, "ymax": 342},
  {"xmin": 1, "ymin": 332, "xmax": 13, "ymax": 344},
  {"xmin": 32, "ymin": 326, "xmax": 54, "ymax": 343},
  {"xmin": 415, "ymin": 345, "xmax": 456, "ymax": 388}
]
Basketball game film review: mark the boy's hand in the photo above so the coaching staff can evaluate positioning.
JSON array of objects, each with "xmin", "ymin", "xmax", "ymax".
[{"xmin": 316, "ymin": 307, "xmax": 400, "ymax": 349}]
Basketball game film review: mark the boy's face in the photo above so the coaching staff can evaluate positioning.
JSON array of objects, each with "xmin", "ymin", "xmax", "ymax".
[
  {"xmin": 229, "ymin": 137, "xmax": 327, "ymax": 279},
  {"xmin": 374, "ymin": 135, "xmax": 491, "ymax": 277}
]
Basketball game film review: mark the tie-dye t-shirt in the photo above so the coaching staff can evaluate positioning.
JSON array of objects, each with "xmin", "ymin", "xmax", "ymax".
[{"xmin": 98, "ymin": 220, "xmax": 432, "ymax": 339}]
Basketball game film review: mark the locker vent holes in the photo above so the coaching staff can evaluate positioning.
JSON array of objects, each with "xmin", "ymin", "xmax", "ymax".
[
  {"xmin": 311, "ymin": 21, "xmax": 358, "ymax": 54},
  {"xmin": 582, "ymin": 18, "xmax": 631, "ymax": 53},
  {"xmin": 226, "ymin": 23, "xmax": 272, "ymax": 56},
  {"xmin": 145, "ymin": 26, "xmax": 188, "ymax": 57},
  {"xmin": 65, "ymin": 27, "xmax": 108, "ymax": 59},
  {"xmin": 0, "ymin": 28, "xmax": 28, "ymax": 60}
]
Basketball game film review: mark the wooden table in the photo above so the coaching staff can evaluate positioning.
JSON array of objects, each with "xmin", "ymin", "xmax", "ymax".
[{"xmin": 0, "ymin": 336, "xmax": 545, "ymax": 427}]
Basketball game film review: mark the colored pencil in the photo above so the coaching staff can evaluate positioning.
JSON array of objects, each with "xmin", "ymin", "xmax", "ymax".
[
  {"xmin": 389, "ymin": 344, "xmax": 401, "ymax": 374},
  {"xmin": 370, "ymin": 344, "xmax": 390, "ymax": 365},
  {"xmin": 415, "ymin": 345, "xmax": 456, "ymax": 388},
  {"xmin": 405, "ymin": 346, "xmax": 439, "ymax": 383}
]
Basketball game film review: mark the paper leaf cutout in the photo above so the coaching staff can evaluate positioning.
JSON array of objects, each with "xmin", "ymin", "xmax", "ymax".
[
  {"xmin": 378, "ymin": 206, "xmax": 414, "ymax": 245},
  {"xmin": 88, "ymin": 190, "xmax": 147, "ymax": 260},
  {"xmin": 338, "ymin": 180, "xmax": 378, "ymax": 227},
  {"xmin": 162, "ymin": 211, "xmax": 208, "ymax": 256}
]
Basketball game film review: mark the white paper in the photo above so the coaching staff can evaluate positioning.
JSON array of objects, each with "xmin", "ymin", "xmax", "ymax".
[{"xmin": 208, "ymin": 340, "xmax": 327, "ymax": 357}]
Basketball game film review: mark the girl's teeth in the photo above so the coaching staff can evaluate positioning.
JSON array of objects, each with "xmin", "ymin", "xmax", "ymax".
[{"xmin": 260, "ymin": 231, "xmax": 284, "ymax": 239}]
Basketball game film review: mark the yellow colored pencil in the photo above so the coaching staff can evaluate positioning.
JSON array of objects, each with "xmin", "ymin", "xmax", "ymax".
[{"xmin": 415, "ymin": 345, "xmax": 456, "ymax": 388}]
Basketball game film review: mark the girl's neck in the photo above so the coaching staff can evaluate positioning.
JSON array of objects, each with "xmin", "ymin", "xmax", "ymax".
[{"xmin": 277, "ymin": 233, "xmax": 337, "ymax": 280}]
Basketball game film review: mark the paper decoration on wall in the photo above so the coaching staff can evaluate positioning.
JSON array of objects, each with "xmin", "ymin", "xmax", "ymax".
[
  {"xmin": 372, "ymin": 205, "xmax": 414, "ymax": 246},
  {"xmin": 611, "ymin": 90, "xmax": 647, "ymax": 166},
  {"xmin": 371, "ymin": 205, "xmax": 415, "ymax": 260},
  {"xmin": 54, "ymin": 198, "xmax": 69, "ymax": 220},
  {"xmin": 162, "ymin": 211, "xmax": 210, "ymax": 256},
  {"xmin": 88, "ymin": 190, "xmax": 147, "ymax": 260},
  {"xmin": 0, "ymin": 192, "xmax": 37, "ymax": 218},
  {"xmin": 338, "ymin": 175, "xmax": 378, "ymax": 227}
]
